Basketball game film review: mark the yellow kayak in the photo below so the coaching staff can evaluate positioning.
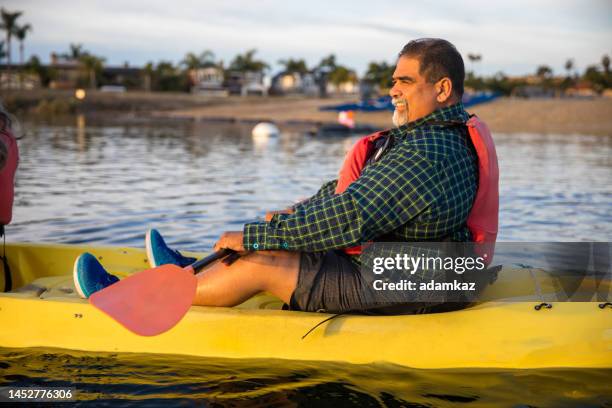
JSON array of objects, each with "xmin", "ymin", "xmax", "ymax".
[{"xmin": 0, "ymin": 242, "xmax": 610, "ymax": 369}]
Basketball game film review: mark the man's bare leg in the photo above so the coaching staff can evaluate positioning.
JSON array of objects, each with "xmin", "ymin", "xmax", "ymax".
[{"xmin": 192, "ymin": 251, "xmax": 300, "ymax": 306}]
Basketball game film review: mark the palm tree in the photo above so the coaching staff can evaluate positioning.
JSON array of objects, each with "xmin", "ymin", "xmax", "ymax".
[
  {"xmin": 200, "ymin": 50, "xmax": 216, "ymax": 68},
  {"xmin": 561, "ymin": 59, "xmax": 575, "ymax": 92},
  {"xmin": 328, "ymin": 65, "xmax": 356, "ymax": 87},
  {"xmin": 318, "ymin": 54, "xmax": 336, "ymax": 70},
  {"xmin": 181, "ymin": 50, "xmax": 216, "ymax": 70},
  {"xmin": 278, "ymin": 58, "xmax": 308, "ymax": 74},
  {"xmin": 365, "ymin": 61, "xmax": 394, "ymax": 89},
  {"xmin": 536, "ymin": 65, "xmax": 553, "ymax": 79},
  {"xmin": 536, "ymin": 65, "xmax": 554, "ymax": 89},
  {"xmin": 25, "ymin": 54, "xmax": 52, "ymax": 87},
  {"xmin": 564, "ymin": 59, "xmax": 574, "ymax": 77},
  {"xmin": 14, "ymin": 23, "xmax": 31, "ymax": 66},
  {"xmin": 62, "ymin": 43, "xmax": 84, "ymax": 60},
  {"xmin": 13, "ymin": 23, "xmax": 31, "ymax": 89},
  {"xmin": 467, "ymin": 53, "xmax": 482, "ymax": 76},
  {"xmin": 602, "ymin": 54, "xmax": 610, "ymax": 76},
  {"xmin": 316, "ymin": 54, "xmax": 356, "ymax": 87},
  {"xmin": 314, "ymin": 54, "xmax": 338, "ymax": 98},
  {"xmin": 0, "ymin": 41, "xmax": 6, "ymax": 64},
  {"xmin": 314, "ymin": 54, "xmax": 357, "ymax": 94},
  {"xmin": 79, "ymin": 54, "xmax": 105, "ymax": 89},
  {"xmin": 181, "ymin": 52, "xmax": 201, "ymax": 70},
  {"xmin": 0, "ymin": 8, "xmax": 23, "ymax": 88},
  {"xmin": 229, "ymin": 49, "xmax": 269, "ymax": 72},
  {"xmin": 143, "ymin": 61, "xmax": 154, "ymax": 91}
]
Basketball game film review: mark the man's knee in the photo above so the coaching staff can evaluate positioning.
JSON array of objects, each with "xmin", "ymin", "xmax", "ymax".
[{"xmin": 228, "ymin": 251, "xmax": 299, "ymax": 299}]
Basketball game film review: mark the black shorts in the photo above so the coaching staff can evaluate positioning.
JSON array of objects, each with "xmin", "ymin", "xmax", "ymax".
[{"xmin": 289, "ymin": 250, "xmax": 470, "ymax": 314}]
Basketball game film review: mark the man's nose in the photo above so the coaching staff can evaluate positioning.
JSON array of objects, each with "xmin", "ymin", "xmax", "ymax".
[{"xmin": 389, "ymin": 84, "xmax": 400, "ymax": 98}]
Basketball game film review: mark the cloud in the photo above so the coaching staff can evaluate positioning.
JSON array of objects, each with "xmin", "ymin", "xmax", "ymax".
[{"xmin": 4, "ymin": 0, "xmax": 611, "ymax": 75}]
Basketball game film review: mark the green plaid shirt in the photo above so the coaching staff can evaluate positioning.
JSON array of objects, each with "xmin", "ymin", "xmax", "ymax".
[{"xmin": 243, "ymin": 103, "xmax": 477, "ymax": 257}]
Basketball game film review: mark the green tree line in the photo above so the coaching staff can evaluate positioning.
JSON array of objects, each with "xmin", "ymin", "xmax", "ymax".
[
  {"xmin": 3, "ymin": 7, "xmax": 611, "ymax": 95},
  {"xmin": 464, "ymin": 55, "xmax": 612, "ymax": 95}
]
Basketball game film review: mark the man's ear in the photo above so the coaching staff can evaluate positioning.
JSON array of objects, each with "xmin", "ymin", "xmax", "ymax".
[{"xmin": 435, "ymin": 77, "xmax": 453, "ymax": 103}]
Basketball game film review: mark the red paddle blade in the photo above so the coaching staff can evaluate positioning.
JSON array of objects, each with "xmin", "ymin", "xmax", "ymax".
[{"xmin": 89, "ymin": 265, "xmax": 197, "ymax": 336}]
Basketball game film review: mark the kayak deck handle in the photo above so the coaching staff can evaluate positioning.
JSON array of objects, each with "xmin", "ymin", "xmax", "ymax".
[
  {"xmin": 534, "ymin": 303, "xmax": 552, "ymax": 311},
  {"xmin": 598, "ymin": 302, "xmax": 612, "ymax": 309}
]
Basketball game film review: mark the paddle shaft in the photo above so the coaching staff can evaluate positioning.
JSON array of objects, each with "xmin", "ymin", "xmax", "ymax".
[{"xmin": 190, "ymin": 248, "xmax": 236, "ymax": 273}]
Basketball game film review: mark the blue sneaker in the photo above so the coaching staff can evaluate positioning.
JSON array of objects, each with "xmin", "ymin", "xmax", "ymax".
[
  {"xmin": 145, "ymin": 229, "xmax": 196, "ymax": 268},
  {"xmin": 73, "ymin": 253, "xmax": 120, "ymax": 299}
]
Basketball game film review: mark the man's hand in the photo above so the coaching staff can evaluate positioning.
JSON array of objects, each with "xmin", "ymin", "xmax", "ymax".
[
  {"xmin": 213, "ymin": 231, "xmax": 246, "ymax": 252},
  {"xmin": 265, "ymin": 208, "xmax": 293, "ymax": 222},
  {"xmin": 264, "ymin": 198, "xmax": 309, "ymax": 221}
]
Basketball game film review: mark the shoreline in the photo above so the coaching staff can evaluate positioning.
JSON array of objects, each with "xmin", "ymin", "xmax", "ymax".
[
  {"xmin": 157, "ymin": 96, "xmax": 612, "ymax": 136},
  {"xmin": 4, "ymin": 90, "xmax": 612, "ymax": 135}
]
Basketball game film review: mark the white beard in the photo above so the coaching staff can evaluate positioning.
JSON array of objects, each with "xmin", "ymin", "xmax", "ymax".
[{"xmin": 392, "ymin": 108, "xmax": 408, "ymax": 127}]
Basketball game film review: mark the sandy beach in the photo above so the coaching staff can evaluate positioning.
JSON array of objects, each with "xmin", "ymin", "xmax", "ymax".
[
  {"xmin": 6, "ymin": 90, "xmax": 612, "ymax": 135},
  {"xmin": 159, "ymin": 96, "xmax": 612, "ymax": 136}
]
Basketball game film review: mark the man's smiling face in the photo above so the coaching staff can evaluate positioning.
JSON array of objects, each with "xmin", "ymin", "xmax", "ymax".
[{"xmin": 389, "ymin": 56, "xmax": 440, "ymax": 126}]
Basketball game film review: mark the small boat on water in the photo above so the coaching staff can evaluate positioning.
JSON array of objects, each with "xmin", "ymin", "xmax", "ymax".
[
  {"xmin": 307, "ymin": 122, "xmax": 378, "ymax": 137},
  {"xmin": 319, "ymin": 92, "xmax": 500, "ymax": 113},
  {"xmin": 0, "ymin": 242, "xmax": 610, "ymax": 369}
]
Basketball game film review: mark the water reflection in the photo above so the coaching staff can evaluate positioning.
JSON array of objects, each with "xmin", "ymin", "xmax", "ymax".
[
  {"xmin": 9, "ymin": 119, "xmax": 612, "ymax": 251},
  {"xmin": 1, "ymin": 347, "xmax": 610, "ymax": 407}
]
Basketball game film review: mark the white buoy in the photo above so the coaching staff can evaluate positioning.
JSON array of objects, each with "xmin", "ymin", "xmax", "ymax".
[{"xmin": 252, "ymin": 122, "xmax": 280, "ymax": 139}]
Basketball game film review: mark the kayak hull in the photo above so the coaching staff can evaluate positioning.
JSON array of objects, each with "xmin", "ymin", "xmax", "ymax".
[{"xmin": 1, "ymin": 242, "xmax": 610, "ymax": 369}]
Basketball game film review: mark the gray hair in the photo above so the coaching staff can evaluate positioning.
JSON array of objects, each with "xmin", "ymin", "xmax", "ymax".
[{"xmin": 399, "ymin": 38, "xmax": 465, "ymax": 97}]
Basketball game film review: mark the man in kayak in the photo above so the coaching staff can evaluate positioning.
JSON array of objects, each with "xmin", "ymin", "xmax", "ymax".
[{"xmin": 75, "ymin": 38, "xmax": 486, "ymax": 313}]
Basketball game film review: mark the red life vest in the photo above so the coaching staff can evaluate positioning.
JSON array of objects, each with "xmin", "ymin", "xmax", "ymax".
[
  {"xmin": 464, "ymin": 116, "xmax": 499, "ymax": 264},
  {"xmin": 335, "ymin": 130, "xmax": 388, "ymax": 194},
  {"xmin": 334, "ymin": 115, "xmax": 499, "ymax": 262},
  {"xmin": 0, "ymin": 129, "xmax": 19, "ymax": 226}
]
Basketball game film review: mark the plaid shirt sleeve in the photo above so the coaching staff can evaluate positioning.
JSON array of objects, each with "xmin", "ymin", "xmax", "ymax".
[
  {"xmin": 243, "ymin": 145, "xmax": 441, "ymax": 251},
  {"xmin": 313, "ymin": 178, "xmax": 338, "ymax": 199},
  {"xmin": 291, "ymin": 179, "xmax": 338, "ymax": 211}
]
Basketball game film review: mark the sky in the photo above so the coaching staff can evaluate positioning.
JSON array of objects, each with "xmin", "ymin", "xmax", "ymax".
[{"xmin": 3, "ymin": 0, "xmax": 612, "ymax": 77}]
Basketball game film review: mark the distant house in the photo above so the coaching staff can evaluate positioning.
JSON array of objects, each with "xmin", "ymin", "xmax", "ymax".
[
  {"xmin": 511, "ymin": 85, "xmax": 556, "ymax": 98},
  {"xmin": 0, "ymin": 65, "xmax": 40, "ymax": 89},
  {"xmin": 49, "ymin": 53, "xmax": 81, "ymax": 89},
  {"xmin": 189, "ymin": 66, "xmax": 227, "ymax": 96},
  {"xmin": 226, "ymin": 70, "xmax": 267, "ymax": 96},
  {"xmin": 100, "ymin": 64, "xmax": 142, "ymax": 90},
  {"xmin": 565, "ymin": 81, "xmax": 598, "ymax": 98},
  {"xmin": 47, "ymin": 53, "xmax": 144, "ymax": 90},
  {"xmin": 326, "ymin": 80, "xmax": 359, "ymax": 95},
  {"xmin": 520, "ymin": 75, "xmax": 543, "ymax": 85},
  {"xmin": 359, "ymin": 80, "xmax": 380, "ymax": 100},
  {"xmin": 270, "ymin": 71, "xmax": 318, "ymax": 96}
]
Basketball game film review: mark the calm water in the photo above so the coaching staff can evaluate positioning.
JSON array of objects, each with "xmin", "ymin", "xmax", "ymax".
[
  {"xmin": 3, "ymin": 115, "xmax": 612, "ymax": 406},
  {"xmin": 1, "ymin": 348, "xmax": 610, "ymax": 407},
  {"xmin": 9, "ymin": 116, "xmax": 612, "ymax": 247}
]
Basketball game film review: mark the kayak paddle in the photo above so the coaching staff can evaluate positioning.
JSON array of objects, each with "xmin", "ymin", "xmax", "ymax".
[{"xmin": 89, "ymin": 249, "xmax": 234, "ymax": 336}]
